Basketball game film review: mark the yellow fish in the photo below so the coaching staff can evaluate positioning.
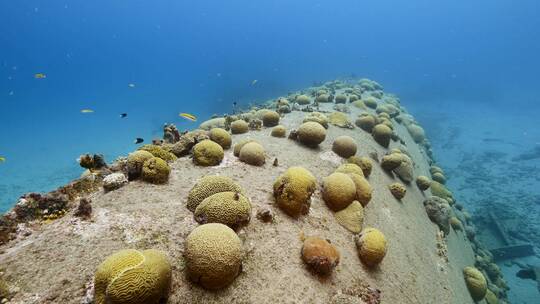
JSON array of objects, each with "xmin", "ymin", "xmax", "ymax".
[
  {"xmin": 0, "ymin": 156, "xmax": 5, "ymax": 162},
  {"xmin": 251, "ymin": 79, "xmax": 258, "ymax": 85},
  {"xmin": 81, "ymin": 109, "xmax": 94, "ymax": 113},
  {"xmin": 179, "ymin": 113, "xmax": 197, "ymax": 122},
  {"xmin": 35, "ymin": 73, "xmax": 46, "ymax": 79}
]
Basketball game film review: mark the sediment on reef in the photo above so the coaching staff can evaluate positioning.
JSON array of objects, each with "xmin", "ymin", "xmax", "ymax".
[{"xmin": 0, "ymin": 79, "xmax": 508, "ymax": 304}]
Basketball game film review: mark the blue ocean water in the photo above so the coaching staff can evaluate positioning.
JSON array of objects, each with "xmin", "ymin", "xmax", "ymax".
[{"xmin": 1, "ymin": 1, "xmax": 540, "ymax": 300}]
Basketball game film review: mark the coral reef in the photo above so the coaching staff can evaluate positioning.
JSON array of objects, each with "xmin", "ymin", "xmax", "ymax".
[
  {"xmin": 163, "ymin": 123, "xmax": 181, "ymax": 144},
  {"xmin": 127, "ymin": 150, "xmax": 154, "ymax": 180},
  {"xmin": 169, "ymin": 130, "xmax": 209, "ymax": 157},
  {"xmin": 194, "ymin": 191, "xmax": 251, "ymax": 229},
  {"xmin": 322, "ymin": 173, "xmax": 357, "ymax": 211},
  {"xmin": 271, "ymin": 125, "xmax": 287, "ymax": 137},
  {"xmin": 209, "ymin": 128, "xmax": 232, "ymax": 149},
  {"xmin": 297, "ymin": 121, "xmax": 326, "ymax": 147},
  {"xmin": 193, "ymin": 140, "xmax": 224, "ymax": 166},
  {"xmin": 388, "ymin": 183, "xmax": 406, "ymax": 200},
  {"xmin": 79, "ymin": 153, "xmax": 107, "ymax": 170},
  {"xmin": 273, "ymin": 167, "xmax": 317, "ymax": 217},
  {"xmin": 141, "ymin": 157, "xmax": 171, "ymax": 184},
  {"xmin": 187, "ymin": 175, "xmax": 243, "ymax": 212},
  {"xmin": 332, "ymin": 136, "xmax": 357, "ymax": 158},
  {"xmin": 347, "ymin": 156, "xmax": 373, "ymax": 177},
  {"xmin": 346, "ymin": 173, "xmax": 373, "ymax": 207},
  {"xmin": 94, "ymin": 249, "xmax": 171, "ymax": 304},
  {"xmin": 230, "ymin": 120, "xmax": 249, "ymax": 134},
  {"xmin": 262, "ymin": 110, "xmax": 280, "ymax": 127},
  {"xmin": 355, "ymin": 228, "xmax": 387, "ymax": 267},
  {"xmin": 138, "ymin": 145, "xmax": 177, "ymax": 162},
  {"xmin": 423, "ymin": 196, "xmax": 451, "ymax": 234},
  {"xmin": 238, "ymin": 142, "xmax": 266, "ymax": 166},
  {"xmin": 328, "ymin": 112, "xmax": 354, "ymax": 129},
  {"xmin": 463, "ymin": 267, "xmax": 487, "ymax": 301},
  {"xmin": 334, "ymin": 200, "xmax": 364, "ymax": 233},
  {"xmin": 371, "ymin": 124, "xmax": 392, "ymax": 148},
  {"xmin": 301, "ymin": 237, "xmax": 340, "ymax": 275},
  {"xmin": 184, "ymin": 223, "xmax": 243, "ymax": 290}
]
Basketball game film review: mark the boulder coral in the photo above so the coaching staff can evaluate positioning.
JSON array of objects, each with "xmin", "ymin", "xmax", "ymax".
[
  {"xmin": 297, "ymin": 122, "xmax": 326, "ymax": 147},
  {"xmin": 200, "ymin": 117, "xmax": 226, "ymax": 130},
  {"xmin": 301, "ymin": 237, "xmax": 340, "ymax": 275},
  {"xmin": 381, "ymin": 153, "xmax": 403, "ymax": 171},
  {"xmin": 432, "ymin": 172, "xmax": 447, "ymax": 184},
  {"xmin": 262, "ymin": 110, "xmax": 280, "ymax": 127},
  {"xmin": 393, "ymin": 153, "xmax": 414, "ymax": 183},
  {"xmin": 363, "ymin": 97, "xmax": 378, "ymax": 109},
  {"xmin": 273, "ymin": 167, "xmax": 317, "ymax": 217},
  {"xmin": 271, "ymin": 125, "xmax": 287, "ymax": 137},
  {"xmin": 431, "ymin": 181, "xmax": 453, "ymax": 201},
  {"xmin": 335, "ymin": 163, "xmax": 364, "ymax": 177},
  {"xmin": 423, "ymin": 196, "xmax": 452, "ymax": 235},
  {"xmin": 127, "ymin": 150, "xmax": 154, "ymax": 180},
  {"xmin": 355, "ymin": 228, "xmax": 387, "ymax": 267},
  {"xmin": 463, "ymin": 267, "xmax": 488, "ymax": 301},
  {"xmin": 296, "ymin": 94, "xmax": 311, "ymax": 105},
  {"xmin": 389, "ymin": 183, "xmax": 406, "ymax": 200},
  {"xmin": 233, "ymin": 139, "xmax": 255, "ymax": 157},
  {"xmin": 334, "ymin": 94, "xmax": 347, "ymax": 104},
  {"xmin": 450, "ymin": 217, "xmax": 463, "ymax": 231},
  {"xmin": 230, "ymin": 120, "xmax": 249, "ymax": 134},
  {"xmin": 303, "ymin": 112, "xmax": 329, "ymax": 129},
  {"xmin": 416, "ymin": 176, "xmax": 431, "ymax": 191},
  {"xmin": 185, "ymin": 223, "xmax": 243, "ymax": 290},
  {"xmin": 239, "ymin": 142, "xmax": 266, "ymax": 166},
  {"xmin": 372, "ymin": 124, "xmax": 392, "ymax": 148},
  {"xmin": 322, "ymin": 173, "xmax": 357, "ymax": 211},
  {"xmin": 187, "ymin": 175, "xmax": 243, "ymax": 212},
  {"xmin": 193, "ymin": 140, "xmax": 224, "ymax": 166},
  {"xmin": 355, "ymin": 114, "xmax": 376, "ymax": 132},
  {"xmin": 335, "ymin": 200, "xmax": 364, "ymax": 233},
  {"xmin": 194, "ymin": 191, "xmax": 251, "ymax": 229},
  {"xmin": 407, "ymin": 123, "xmax": 426, "ymax": 144},
  {"xmin": 315, "ymin": 94, "xmax": 330, "ymax": 103},
  {"xmin": 209, "ymin": 128, "xmax": 232, "ymax": 149},
  {"xmin": 347, "ymin": 156, "xmax": 372, "ymax": 177},
  {"xmin": 141, "ymin": 157, "xmax": 171, "ymax": 184},
  {"xmin": 94, "ymin": 249, "xmax": 171, "ymax": 304},
  {"xmin": 332, "ymin": 136, "xmax": 357, "ymax": 158},
  {"xmin": 138, "ymin": 145, "xmax": 177, "ymax": 162},
  {"xmin": 328, "ymin": 112, "xmax": 354, "ymax": 129}
]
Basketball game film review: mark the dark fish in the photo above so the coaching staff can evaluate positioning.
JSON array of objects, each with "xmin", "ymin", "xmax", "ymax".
[
  {"xmin": 120, "ymin": 113, "xmax": 127, "ymax": 118},
  {"xmin": 134, "ymin": 138, "xmax": 144, "ymax": 144},
  {"xmin": 516, "ymin": 269, "xmax": 536, "ymax": 280}
]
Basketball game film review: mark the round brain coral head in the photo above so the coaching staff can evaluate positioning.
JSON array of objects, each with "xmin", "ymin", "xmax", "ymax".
[
  {"xmin": 335, "ymin": 200, "xmax": 364, "ymax": 233},
  {"xmin": 138, "ymin": 144, "xmax": 177, "ymax": 162},
  {"xmin": 416, "ymin": 176, "xmax": 431, "ymax": 191},
  {"xmin": 301, "ymin": 237, "xmax": 340, "ymax": 275},
  {"xmin": 141, "ymin": 157, "xmax": 171, "ymax": 184},
  {"xmin": 262, "ymin": 110, "xmax": 280, "ymax": 127},
  {"xmin": 239, "ymin": 142, "xmax": 265, "ymax": 166},
  {"xmin": 380, "ymin": 153, "xmax": 403, "ymax": 171},
  {"xmin": 271, "ymin": 125, "xmax": 287, "ymax": 137},
  {"xmin": 185, "ymin": 223, "xmax": 243, "ymax": 290},
  {"xmin": 315, "ymin": 94, "xmax": 330, "ymax": 103},
  {"xmin": 94, "ymin": 249, "xmax": 171, "ymax": 304},
  {"xmin": 463, "ymin": 267, "xmax": 487, "ymax": 301},
  {"xmin": 355, "ymin": 115, "xmax": 376, "ymax": 132},
  {"xmin": 127, "ymin": 150, "xmax": 154, "ymax": 180},
  {"xmin": 372, "ymin": 124, "xmax": 392, "ymax": 148},
  {"xmin": 332, "ymin": 136, "xmax": 357, "ymax": 158},
  {"xmin": 187, "ymin": 175, "xmax": 243, "ymax": 212},
  {"xmin": 194, "ymin": 191, "xmax": 251, "ymax": 230},
  {"xmin": 297, "ymin": 121, "xmax": 326, "ymax": 147},
  {"xmin": 322, "ymin": 172, "xmax": 357, "ymax": 211},
  {"xmin": 193, "ymin": 140, "xmax": 224, "ymax": 166},
  {"xmin": 233, "ymin": 139, "xmax": 255, "ymax": 157},
  {"xmin": 334, "ymin": 94, "xmax": 347, "ymax": 104},
  {"xmin": 347, "ymin": 156, "xmax": 372, "ymax": 177},
  {"xmin": 209, "ymin": 128, "xmax": 232, "ymax": 149},
  {"xmin": 389, "ymin": 183, "xmax": 406, "ymax": 200},
  {"xmin": 296, "ymin": 94, "xmax": 312, "ymax": 105},
  {"xmin": 230, "ymin": 120, "xmax": 249, "ymax": 134},
  {"xmin": 335, "ymin": 163, "xmax": 364, "ymax": 177},
  {"xmin": 273, "ymin": 167, "xmax": 317, "ymax": 217},
  {"xmin": 347, "ymin": 173, "xmax": 373, "ymax": 207},
  {"xmin": 363, "ymin": 97, "xmax": 378, "ymax": 109},
  {"xmin": 450, "ymin": 217, "xmax": 463, "ymax": 231},
  {"xmin": 356, "ymin": 228, "xmax": 387, "ymax": 267},
  {"xmin": 431, "ymin": 172, "xmax": 447, "ymax": 184}
]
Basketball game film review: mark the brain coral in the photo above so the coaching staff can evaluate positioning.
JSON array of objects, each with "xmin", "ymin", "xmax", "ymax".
[
  {"xmin": 301, "ymin": 237, "xmax": 340, "ymax": 275},
  {"xmin": 430, "ymin": 181, "xmax": 453, "ymax": 201},
  {"xmin": 332, "ymin": 136, "xmax": 357, "ymax": 158},
  {"xmin": 141, "ymin": 157, "xmax": 171, "ymax": 184},
  {"xmin": 432, "ymin": 172, "xmax": 447, "ymax": 184},
  {"xmin": 303, "ymin": 112, "xmax": 329, "ymax": 129},
  {"xmin": 194, "ymin": 191, "xmax": 251, "ymax": 229},
  {"xmin": 407, "ymin": 123, "xmax": 426, "ymax": 144},
  {"xmin": 352, "ymin": 100, "xmax": 367, "ymax": 109},
  {"xmin": 297, "ymin": 121, "xmax": 326, "ymax": 147},
  {"xmin": 233, "ymin": 139, "xmax": 255, "ymax": 157},
  {"xmin": 346, "ymin": 173, "xmax": 373, "ymax": 207},
  {"xmin": 363, "ymin": 97, "xmax": 378, "ymax": 109},
  {"xmin": 347, "ymin": 156, "xmax": 372, "ymax": 177},
  {"xmin": 209, "ymin": 128, "xmax": 232, "ymax": 149},
  {"xmin": 388, "ymin": 182, "xmax": 406, "ymax": 200},
  {"xmin": 450, "ymin": 216, "xmax": 463, "ymax": 231},
  {"xmin": 138, "ymin": 145, "xmax": 177, "ymax": 162},
  {"xmin": 393, "ymin": 153, "xmax": 414, "ymax": 183},
  {"xmin": 416, "ymin": 176, "xmax": 431, "ymax": 191},
  {"xmin": 185, "ymin": 223, "xmax": 243, "ymax": 290},
  {"xmin": 271, "ymin": 125, "xmax": 287, "ymax": 137},
  {"xmin": 187, "ymin": 175, "xmax": 243, "ymax": 212},
  {"xmin": 463, "ymin": 267, "xmax": 487, "ymax": 301},
  {"xmin": 230, "ymin": 120, "xmax": 249, "ymax": 134},
  {"xmin": 262, "ymin": 110, "xmax": 280, "ymax": 127},
  {"xmin": 273, "ymin": 166, "xmax": 317, "ymax": 217},
  {"xmin": 381, "ymin": 152, "xmax": 403, "ymax": 171},
  {"xmin": 200, "ymin": 117, "xmax": 226, "ymax": 130},
  {"xmin": 335, "ymin": 200, "xmax": 364, "ymax": 233},
  {"xmin": 355, "ymin": 114, "xmax": 376, "ymax": 132},
  {"xmin": 193, "ymin": 140, "xmax": 224, "ymax": 166},
  {"xmin": 322, "ymin": 173, "xmax": 357, "ymax": 211},
  {"xmin": 355, "ymin": 228, "xmax": 387, "ymax": 267},
  {"xmin": 239, "ymin": 142, "xmax": 266, "ymax": 166},
  {"xmin": 335, "ymin": 163, "xmax": 364, "ymax": 177},
  {"xmin": 296, "ymin": 94, "xmax": 311, "ymax": 105},
  {"xmin": 371, "ymin": 124, "xmax": 392, "ymax": 148},
  {"xmin": 328, "ymin": 112, "xmax": 354, "ymax": 129},
  {"xmin": 127, "ymin": 150, "xmax": 154, "ymax": 180},
  {"xmin": 334, "ymin": 94, "xmax": 347, "ymax": 104},
  {"xmin": 315, "ymin": 94, "xmax": 330, "ymax": 103},
  {"xmin": 94, "ymin": 249, "xmax": 171, "ymax": 304}
]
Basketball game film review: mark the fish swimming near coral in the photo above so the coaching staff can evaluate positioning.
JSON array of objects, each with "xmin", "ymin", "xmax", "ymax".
[
  {"xmin": 120, "ymin": 113, "xmax": 127, "ymax": 118},
  {"xmin": 134, "ymin": 138, "xmax": 144, "ymax": 144},
  {"xmin": 0, "ymin": 156, "xmax": 5, "ymax": 163},
  {"xmin": 81, "ymin": 109, "xmax": 94, "ymax": 113},
  {"xmin": 179, "ymin": 113, "xmax": 197, "ymax": 122},
  {"xmin": 34, "ymin": 73, "xmax": 46, "ymax": 79}
]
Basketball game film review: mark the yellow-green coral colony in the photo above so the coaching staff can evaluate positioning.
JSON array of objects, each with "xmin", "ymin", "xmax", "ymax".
[
  {"xmin": 141, "ymin": 157, "xmax": 171, "ymax": 184},
  {"xmin": 194, "ymin": 191, "xmax": 251, "ymax": 229},
  {"xmin": 273, "ymin": 166, "xmax": 317, "ymax": 217},
  {"xmin": 238, "ymin": 142, "xmax": 265, "ymax": 166},
  {"xmin": 332, "ymin": 135, "xmax": 357, "ymax": 158},
  {"xmin": 297, "ymin": 121, "xmax": 326, "ymax": 147},
  {"xmin": 94, "ymin": 249, "xmax": 172, "ymax": 304},
  {"xmin": 209, "ymin": 128, "xmax": 232, "ymax": 149},
  {"xmin": 463, "ymin": 266, "xmax": 487, "ymax": 301},
  {"xmin": 187, "ymin": 175, "xmax": 244, "ymax": 212},
  {"xmin": 193, "ymin": 140, "xmax": 224, "ymax": 166},
  {"xmin": 355, "ymin": 228, "xmax": 387, "ymax": 267},
  {"xmin": 322, "ymin": 172, "xmax": 357, "ymax": 211}
]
